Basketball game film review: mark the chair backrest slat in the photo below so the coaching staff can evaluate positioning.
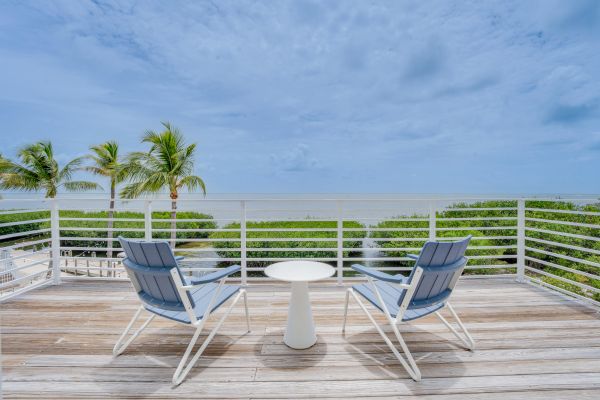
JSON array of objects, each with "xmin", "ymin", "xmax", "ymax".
[
  {"xmin": 118, "ymin": 237, "xmax": 193, "ymax": 311},
  {"xmin": 399, "ymin": 236, "xmax": 471, "ymax": 309}
]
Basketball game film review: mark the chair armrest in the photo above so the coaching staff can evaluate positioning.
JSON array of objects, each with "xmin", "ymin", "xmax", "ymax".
[
  {"xmin": 351, "ymin": 264, "xmax": 405, "ymax": 283},
  {"xmin": 406, "ymin": 254, "xmax": 419, "ymax": 260},
  {"xmin": 175, "ymin": 256, "xmax": 184, "ymax": 261},
  {"xmin": 188, "ymin": 265, "xmax": 241, "ymax": 285}
]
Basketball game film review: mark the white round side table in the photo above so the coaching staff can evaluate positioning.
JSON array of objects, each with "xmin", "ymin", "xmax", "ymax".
[{"xmin": 264, "ymin": 261, "xmax": 335, "ymax": 349}]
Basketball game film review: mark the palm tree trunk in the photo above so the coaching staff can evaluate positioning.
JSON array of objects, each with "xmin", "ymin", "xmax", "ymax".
[
  {"xmin": 107, "ymin": 180, "xmax": 115, "ymax": 277},
  {"xmin": 170, "ymin": 199, "xmax": 177, "ymax": 249}
]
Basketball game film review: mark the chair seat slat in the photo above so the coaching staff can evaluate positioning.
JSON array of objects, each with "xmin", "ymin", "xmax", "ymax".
[
  {"xmin": 145, "ymin": 283, "xmax": 240, "ymax": 324},
  {"xmin": 353, "ymin": 280, "xmax": 446, "ymax": 321}
]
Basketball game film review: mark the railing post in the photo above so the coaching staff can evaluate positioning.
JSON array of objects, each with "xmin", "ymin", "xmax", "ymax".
[
  {"xmin": 50, "ymin": 199, "xmax": 61, "ymax": 285},
  {"xmin": 517, "ymin": 198, "xmax": 525, "ymax": 283},
  {"xmin": 240, "ymin": 200, "xmax": 247, "ymax": 286},
  {"xmin": 144, "ymin": 200, "xmax": 152, "ymax": 241},
  {"xmin": 428, "ymin": 200, "xmax": 436, "ymax": 241},
  {"xmin": 336, "ymin": 200, "xmax": 343, "ymax": 285}
]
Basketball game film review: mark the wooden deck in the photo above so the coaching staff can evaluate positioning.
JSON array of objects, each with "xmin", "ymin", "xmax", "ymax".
[{"xmin": 2, "ymin": 277, "xmax": 600, "ymax": 399}]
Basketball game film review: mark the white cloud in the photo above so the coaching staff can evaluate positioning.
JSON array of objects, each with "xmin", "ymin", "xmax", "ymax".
[
  {"xmin": 270, "ymin": 144, "xmax": 320, "ymax": 172},
  {"xmin": 0, "ymin": 0, "xmax": 599, "ymax": 192}
]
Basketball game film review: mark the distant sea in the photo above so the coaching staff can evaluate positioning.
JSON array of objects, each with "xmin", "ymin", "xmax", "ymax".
[{"xmin": 1, "ymin": 192, "xmax": 597, "ymax": 222}]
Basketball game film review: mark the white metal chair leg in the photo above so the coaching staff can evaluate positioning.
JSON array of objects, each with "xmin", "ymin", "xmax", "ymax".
[
  {"xmin": 172, "ymin": 291, "xmax": 244, "ymax": 386},
  {"xmin": 435, "ymin": 302, "xmax": 475, "ymax": 350},
  {"xmin": 389, "ymin": 320, "xmax": 421, "ymax": 379},
  {"xmin": 172, "ymin": 325, "xmax": 204, "ymax": 386},
  {"xmin": 349, "ymin": 290, "xmax": 421, "ymax": 381},
  {"xmin": 242, "ymin": 289, "xmax": 251, "ymax": 332},
  {"xmin": 342, "ymin": 288, "xmax": 350, "ymax": 333},
  {"xmin": 113, "ymin": 306, "xmax": 156, "ymax": 357}
]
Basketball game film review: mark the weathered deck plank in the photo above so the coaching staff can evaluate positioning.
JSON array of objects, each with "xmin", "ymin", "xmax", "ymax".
[{"xmin": 2, "ymin": 277, "xmax": 600, "ymax": 399}]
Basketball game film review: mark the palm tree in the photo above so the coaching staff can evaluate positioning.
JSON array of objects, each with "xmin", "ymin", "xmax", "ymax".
[
  {"xmin": 0, "ymin": 141, "xmax": 99, "ymax": 197},
  {"xmin": 120, "ymin": 123, "xmax": 206, "ymax": 247},
  {"xmin": 84, "ymin": 141, "xmax": 125, "ymax": 267},
  {"xmin": 0, "ymin": 141, "xmax": 100, "ymax": 278}
]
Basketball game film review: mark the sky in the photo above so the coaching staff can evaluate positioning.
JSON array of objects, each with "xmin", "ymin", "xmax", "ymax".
[{"xmin": 0, "ymin": 0, "xmax": 599, "ymax": 194}]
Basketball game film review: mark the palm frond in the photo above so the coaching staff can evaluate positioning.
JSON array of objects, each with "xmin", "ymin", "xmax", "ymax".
[
  {"xmin": 0, "ymin": 153, "xmax": 42, "ymax": 192},
  {"xmin": 178, "ymin": 175, "xmax": 206, "ymax": 195},
  {"xmin": 17, "ymin": 142, "xmax": 56, "ymax": 182},
  {"xmin": 58, "ymin": 156, "xmax": 85, "ymax": 182},
  {"xmin": 61, "ymin": 181, "xmax": 102, "ymax": 192},
  {"xmin": 1, "ymin": 141, "xmax": 100, "ymax": 197},
  {"xmin": 86, "ymin": 141, "xmax": 125, "ymax": 188},
  {"xmin": 0, "ymin": 173, "xmax": 41, "ymax": 191},
  {"xmin": 122, "ymin": 123, "xmax": 206, "ymax": 198},
  {"xmin": 82, "ymin": 166, "xmax": 107, "ymax": 176},
  {"xmin": 119, "ymin": 173, "xmax": 167, "ymax": 198},
  {"xmin": 119, "ymin": 182, "xmax": 144, "ymax": 199}
]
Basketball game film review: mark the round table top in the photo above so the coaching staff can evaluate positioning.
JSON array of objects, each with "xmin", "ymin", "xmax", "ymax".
[{"xmin": 264, "ymin": 261, "xmax": 335, "ymax": 282}]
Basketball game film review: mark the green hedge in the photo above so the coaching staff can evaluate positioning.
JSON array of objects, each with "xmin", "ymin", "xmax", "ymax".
[
  {"xmin": 371, "ymin": 201, "xmax": 518, "ymax": 275},
  {"xmin": 210, "ymin": 220, "xmax": 366, "ymax": 269},
  {"xmin": 524, "ymin": 200, "xmax": 600, "ymax": 302},
  {"xmin": 59, "ymin": 210, "xmax": 216, "ymax": 249},
  {"xmin": 0, "ymin": 210, "xmax": 51, "ymax": 247}
]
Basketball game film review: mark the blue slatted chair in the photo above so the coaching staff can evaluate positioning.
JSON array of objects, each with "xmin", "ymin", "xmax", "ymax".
[
  {"xmin": 114, "ymin": 237, "xmax": 250, "ymax": 385},
  {"xmin": 342, "ymin": 236, "xmax": 474, "ymax": 381}
]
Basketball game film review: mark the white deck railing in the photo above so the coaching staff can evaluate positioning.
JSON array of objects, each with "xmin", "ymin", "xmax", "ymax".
[{"xmin": 0, "ymin": 195, "xmax": 598, "ymax": 306}]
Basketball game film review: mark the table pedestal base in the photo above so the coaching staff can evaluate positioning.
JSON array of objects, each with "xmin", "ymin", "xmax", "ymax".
[{"xmin": 283, "ymin": 281, "xmax": 317, "ymax": 349}]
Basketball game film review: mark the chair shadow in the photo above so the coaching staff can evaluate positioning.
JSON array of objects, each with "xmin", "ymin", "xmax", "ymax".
[
  {"xmin": 98, "ymin": 315, "xmax": 331, "ymax": 397},
  {"xmin": 342, "ymin": 320, "xmax": 468, "ymax": 393},
  {"xmin": 98, "ymin": 324, "xmax": 252, "ymax": 397}
]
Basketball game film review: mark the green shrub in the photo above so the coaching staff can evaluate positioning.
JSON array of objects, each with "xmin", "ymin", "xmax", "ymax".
[
  {"xmin": 370, "ymin": 201, "xmax": 518, "ymax": 275},
  {"xmin": 524, "ymin": 200, "xmax": 600, "ymax": 302},
  {"xmin": 0, "ymin": 210, "xmax": 51, "ymax": 246},
  {"xmin": 210, "ymin": 220, "xmax": 366, "ymax": 269},
  {"xmin": 59, "ymin": 210, "xmax": 216, "ymax": 249}
]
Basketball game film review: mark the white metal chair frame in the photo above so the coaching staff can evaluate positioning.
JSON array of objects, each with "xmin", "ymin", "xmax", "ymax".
[
  {"xmin": 113, "ymin": 270, "xmax": 250, "ymax": 386},
  {"xmin": 342, "ymin": 266, "xmax": 475, "ymax": 381}
]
